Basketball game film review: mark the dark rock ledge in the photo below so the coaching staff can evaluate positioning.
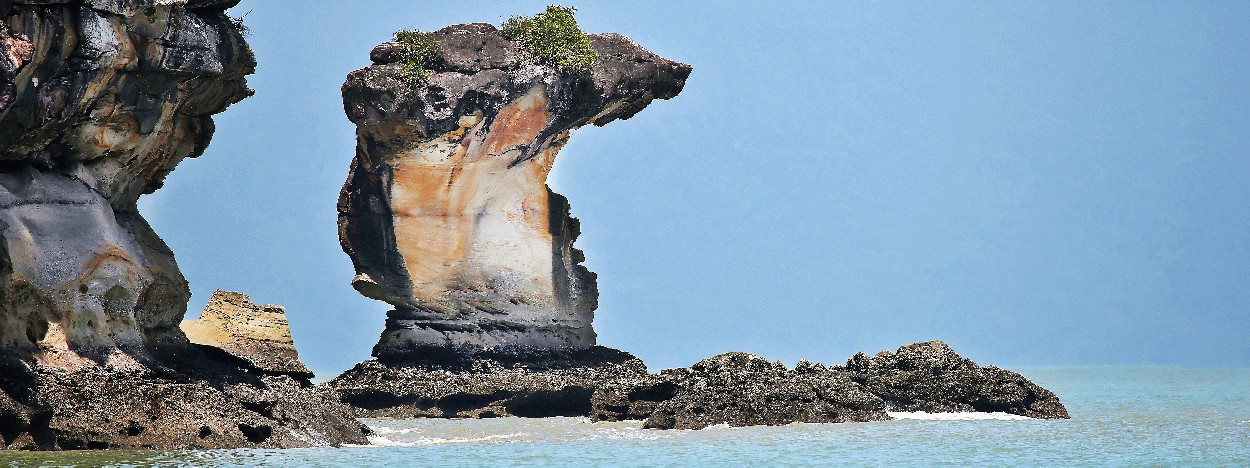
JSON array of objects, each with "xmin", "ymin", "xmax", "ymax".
[{"xmin": 324, "ymin": 340, "xmax": 1068, "ymax": 430}]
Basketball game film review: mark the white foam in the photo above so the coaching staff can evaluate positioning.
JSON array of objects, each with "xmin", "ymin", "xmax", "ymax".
[
  {"xmin": 367, "ymin": 432, "xmax": 524, "ymax": 447},
  {"xmin": 888, "ymin": 411, "xmax": 1032, "ymax": 421}
]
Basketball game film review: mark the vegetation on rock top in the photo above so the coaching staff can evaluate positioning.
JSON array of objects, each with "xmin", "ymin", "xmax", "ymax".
[
  {"xmin": 393, "ymin": 29, "xmax": 443, "ymax": 82},
  {"xmin": 501, "ymin": 5, "xmax": 599, "ymax": 74}
]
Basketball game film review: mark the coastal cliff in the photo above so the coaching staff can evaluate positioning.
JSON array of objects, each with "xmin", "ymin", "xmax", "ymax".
[
  {"xmin": 0, "ymin": 0, "xmax": 365, "ymax": 450},
  {"xmin": 337, "ymin": 22, "xmax": 691, "ymax": 359}
]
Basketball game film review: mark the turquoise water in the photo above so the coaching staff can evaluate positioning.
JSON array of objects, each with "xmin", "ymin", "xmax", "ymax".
[{"xmin": 3, "ymin": 367, "xmax": 1248, "ymax": 466}]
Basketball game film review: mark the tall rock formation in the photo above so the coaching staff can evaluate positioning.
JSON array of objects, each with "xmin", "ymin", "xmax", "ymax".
[
  {"xmin": 0, "ymin": 0, "xmax": 366, "ymax": 450},
  {"xmin": 338, "ymin": 23, "xmax": 691, "ymax": 360}
]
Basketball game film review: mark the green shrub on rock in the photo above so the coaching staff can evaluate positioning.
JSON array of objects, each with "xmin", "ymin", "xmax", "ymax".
[
  {"xmin": 500, "ymin": 5, "xmax": 598, "ymax": 74},
  {"xmin": 393, "ymin": 29, "xmax": 442, "ymax": 82}
]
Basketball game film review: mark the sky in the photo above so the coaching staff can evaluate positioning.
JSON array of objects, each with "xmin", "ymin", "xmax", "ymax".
[{"xmin": 139, "ymin": 1, "xmax": 1250, "ymax": 378}]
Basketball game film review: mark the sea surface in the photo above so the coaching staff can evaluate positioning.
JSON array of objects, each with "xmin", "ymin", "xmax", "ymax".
[{"xmin": 2, "ymin": 367, "xmax": 1248, "ymax": 466}]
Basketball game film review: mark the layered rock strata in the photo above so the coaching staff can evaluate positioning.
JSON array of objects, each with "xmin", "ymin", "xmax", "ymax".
[
  {"xmin": 181, "ymin": 290, "xmax": 313, "ymax": 379},
  {"xmin": 591, "ymin": 341, "xmax": 1069, "ymax": 429},
  {"xmin": 0, "ymin": 0, "xmax": 366, "ymax": 449},
  {"xmin": 337, "ymin": 23, "xmax": 691, "ymax": 359}
]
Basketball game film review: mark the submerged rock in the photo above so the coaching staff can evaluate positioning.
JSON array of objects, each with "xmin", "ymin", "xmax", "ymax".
[
  {"xmin": 181, "ymin": 290, "xmax": 313, "ymax": 379},
  {"xmin": 337, "ymin": 22, "xmax": 691, "ymax": 360},
  {"xmin": 844, "ymin": 340, "xmax": 1069, "ymax": 419},
  {"xmin": 324, "ymin": 346, "xmax": 646, "ymax": 418},
  {"xmin": 0, "ymin": 0, "xmax": 366, "ymax": 449}
]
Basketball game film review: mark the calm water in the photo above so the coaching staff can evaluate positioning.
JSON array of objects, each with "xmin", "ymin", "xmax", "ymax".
[{"xmin": 3, "ymin": 367, "xmax": 1247, "ymax": 466}]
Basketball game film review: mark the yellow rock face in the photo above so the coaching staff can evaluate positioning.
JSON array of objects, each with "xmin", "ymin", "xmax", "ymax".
[{"xmin": 181, "ymin": 290, "xmax": 311, "ymax": 377}]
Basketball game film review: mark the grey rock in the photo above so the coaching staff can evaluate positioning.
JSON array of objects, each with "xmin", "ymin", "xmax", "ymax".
[
  {"xmin": 590, "ymin": 342, "xmax": 1070, "ymax": 429},
  {"xmin": 595, "ymin": 352, "xmax": 889, "ymax": 430},
  {"xmin": 844, "ymin": 340, "xmax": 1070, "ymax": 419}
]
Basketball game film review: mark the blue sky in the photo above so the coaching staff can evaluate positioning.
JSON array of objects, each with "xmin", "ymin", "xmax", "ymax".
[{"xmin": 140, "ymin": 1, "xmax": 1250, "ymax": 377}]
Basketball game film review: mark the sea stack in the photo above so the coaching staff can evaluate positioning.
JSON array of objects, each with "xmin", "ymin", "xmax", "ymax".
[
  {"xmin": 0, "ymin": 0, "xmax": 365, "ymax": 450},
  {"xmin": 327, "ymin": 20, "xmax": 690, "ymax": 416},
  {"xmin": 337, "ymin": 22, "xmax": 690, "ymax": 360}
]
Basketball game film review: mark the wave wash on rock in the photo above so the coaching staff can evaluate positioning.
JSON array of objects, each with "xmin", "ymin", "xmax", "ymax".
[
  {"xmin": 0, "ymin": 0, "xmax": 366, "ymax": 450},
  {"xmin": 338, "ymin": 23, "xmax": 691, "ymax": 360}
]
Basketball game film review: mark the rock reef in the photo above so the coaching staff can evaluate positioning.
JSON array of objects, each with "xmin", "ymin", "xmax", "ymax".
[
  {"xmin": 337, "ymin": 23, "xmax": 691, "ymax": 359},
  {"xmin": 845, "ymin": 340, "xmax": 1069, "ymax": 419},
  {"xmin": 0, "ymin": 0, "xmax": 365, "ymax": 450},
  {"xmin": 591, "ymin": 341, "xmax": 1069, "ymax": 429}
]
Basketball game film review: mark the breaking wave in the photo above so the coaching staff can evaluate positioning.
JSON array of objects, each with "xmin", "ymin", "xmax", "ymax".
[{"xmin": 887, "ymin": 411, "xmax": 1032, "ymax": 421}]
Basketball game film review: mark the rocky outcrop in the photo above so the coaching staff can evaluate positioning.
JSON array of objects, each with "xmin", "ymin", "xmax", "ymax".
[
  {"xmin": 590, "ymin": 341, "xmax": 1069, "ymax": 429},
  {"xmin": 844, "ymin": 340, "xmax": 1069, "ymax": 419},
  {"xmin": 181, "ymin": 290, "xmax": 313, "ymax": 379},
  {"xmin": 325, "ymin": 346, "xmax": 646, "ymax": 418},
  {"xmin": 337, "ymin": 23, "xmax": 691, "ymax": 360},
  {"xmin": 0, "ymin": 358, "xmax": 368, "ymax": 450},
  {"xmin": 632, "ymin": 353, "xmax": 887, "ymax": 430},
  {"xmin": 0, "ymin": 0, "xmax": 366, "ymax": 450}
]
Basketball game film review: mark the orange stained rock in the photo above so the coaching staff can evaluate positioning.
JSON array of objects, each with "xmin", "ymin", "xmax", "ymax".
[{"xmin": 387, "ymin": 85, "xmax": 562, "ymax": 306}]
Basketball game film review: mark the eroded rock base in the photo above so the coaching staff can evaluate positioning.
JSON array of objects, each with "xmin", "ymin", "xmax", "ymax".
[{"xmin": 324, "ymin": 346, "xmax": 646, "ymax": 419}]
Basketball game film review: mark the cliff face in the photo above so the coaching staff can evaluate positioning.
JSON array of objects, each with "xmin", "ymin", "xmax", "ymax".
[
  {"xmin": 0, "ymin": 0, "xmax": 253, "ymax": 361},
  {"xmin": 339, "ymin": 23, "xmax": 690, "ymax": 360},
  {"xmin": 0, "ymin": 1, "xmax": 367, "ymax": 450}
]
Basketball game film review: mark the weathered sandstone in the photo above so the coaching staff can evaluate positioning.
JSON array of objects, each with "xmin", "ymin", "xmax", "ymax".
[
  {"xmin": 181, "ymin": 290, "xmax": 313, "ymax": 378},
  {"xmin": 337, "ymin": 23, "xmax": 691, "ymax": 359},
  {"xmin": 0, "ymin": 0, "xmax": 365, "ymax": 449}
]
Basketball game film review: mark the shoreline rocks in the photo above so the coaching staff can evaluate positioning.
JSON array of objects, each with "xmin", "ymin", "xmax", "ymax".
[
  {"xmin": 630, "ymin": 353, "xmax": 888, "ymax": 430},
  {"xmin": 591, "ymin": 341, "xmax": 1069, "ymax": 429},
  {"xmin": 845, "ymin": 340, "xmax": 1069, "ymax": 419},
  {"xmin": 324, "ymin": 346, "xmax": 646, "ymax": 419}
]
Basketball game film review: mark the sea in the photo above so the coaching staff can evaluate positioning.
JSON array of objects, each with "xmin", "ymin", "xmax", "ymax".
[{"xmin": 2, "ymin": 367, "xmax": 1247, "ymax": 466}]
